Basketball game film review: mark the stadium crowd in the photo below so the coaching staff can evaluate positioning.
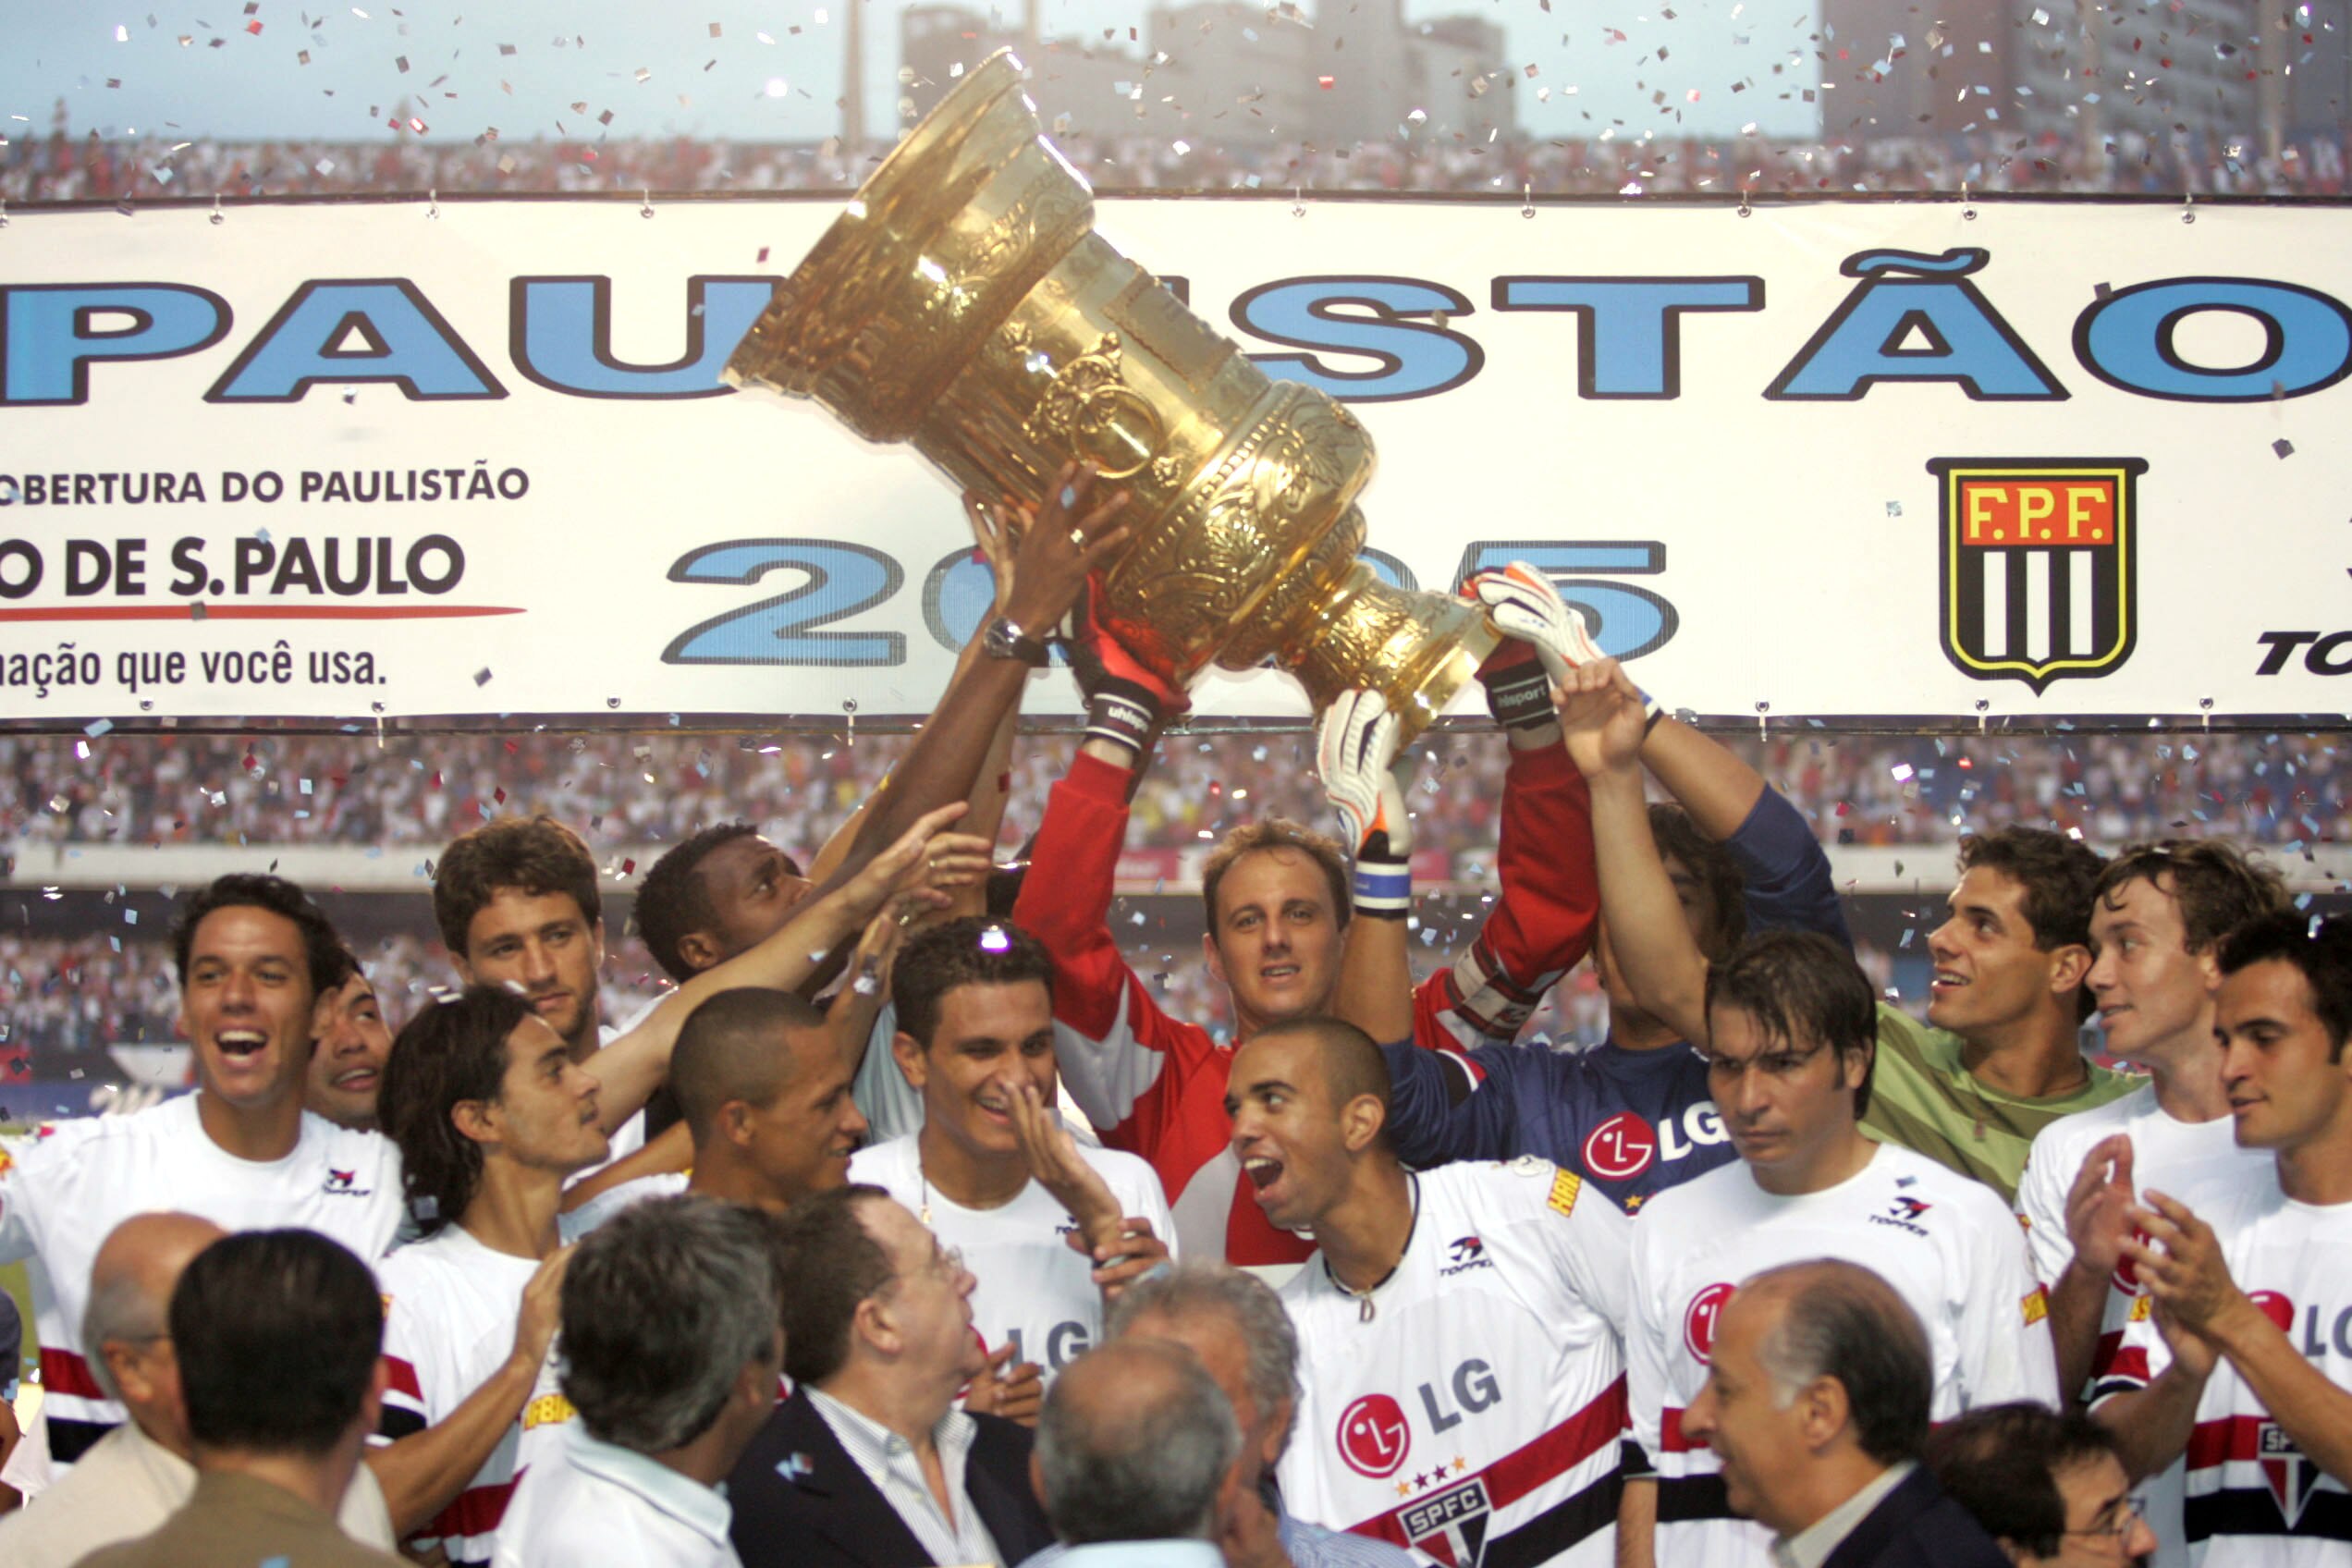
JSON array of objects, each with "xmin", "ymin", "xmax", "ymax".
[
  {"xmin": 4, "ymin": 727, "xmax": 2344, "ymax": 857},
  {"xmin": 4, "ymin": 123, "xmax": 2346, "ymax": 203},
  {"xmin": 0, "ymin": 480, "xmax": 2346, "ymax": 1568}
]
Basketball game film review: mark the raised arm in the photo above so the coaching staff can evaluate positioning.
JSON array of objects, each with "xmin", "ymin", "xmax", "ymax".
[
  {"xmin": 582, "ymin": 804, "xmax": 986, "ymax": 1127},
  {"xmin": 1323, "ymin": 688, "xmax": 1418, "ymax": 1047},
  {"xmin": 1560, "ymin": 661, "xmax": 1714, "ymax": 1045},
  {"xmin": 1639, "ymin": 710, "xmax": 1849, "ymax": 947},
  {"xmin": 1403, "ymin": 565, "xmax": 1605, "ymax": 1051},
  {"xmin": 803, "ymin": 460, "xmax": 1129, "ymax": 900},
  {"xmin": 368, "ymin": 1247, "xmax": 571, "ymax": 1537}
]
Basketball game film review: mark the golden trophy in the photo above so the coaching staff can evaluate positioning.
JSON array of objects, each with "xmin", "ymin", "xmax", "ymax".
[{"xmin": 724, "ymin": 49, "xmax": 1499, "ymax": 737}]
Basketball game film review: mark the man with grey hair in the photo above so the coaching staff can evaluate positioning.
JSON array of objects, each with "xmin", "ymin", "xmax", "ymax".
[
  {"xmin": 0, "ymin": 1213, "xmax": 396, "ymax": 1568},
  {"xmin": 1025, "ymin": 1338, "xmax": 1243, "ymax": 1566},
  {"xmin": 491, "ymin": 1196, "xmax": 783, "ymax": 1568},
  {"xmin": 1018, "ymin": 1261, "xmax": 1415, "ymax": 1568},
  {"xmin": 1681, "ymin": 1260, "xmax": 2009, "ymax": 1568}
]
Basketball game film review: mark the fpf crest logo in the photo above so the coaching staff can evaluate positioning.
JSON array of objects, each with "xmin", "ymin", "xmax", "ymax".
[{"xmin": 1929, "ymin": 458, "xmax": 2148, "ymax": 693}]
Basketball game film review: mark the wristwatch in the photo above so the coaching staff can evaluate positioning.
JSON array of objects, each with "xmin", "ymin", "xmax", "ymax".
[{"xmin": 980, "ymin": 614, "xmax": 1051, "ymax": 667}]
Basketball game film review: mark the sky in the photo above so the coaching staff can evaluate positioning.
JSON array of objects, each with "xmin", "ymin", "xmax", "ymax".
[{"xmin": 0, "ymin": 0, "xmax": 1826, "ymax": 154}]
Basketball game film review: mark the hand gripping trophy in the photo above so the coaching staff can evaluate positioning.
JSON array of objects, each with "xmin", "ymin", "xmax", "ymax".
[{"xmin": 725, "ymin": 50, "xmax": 1500, "ymax": 736}]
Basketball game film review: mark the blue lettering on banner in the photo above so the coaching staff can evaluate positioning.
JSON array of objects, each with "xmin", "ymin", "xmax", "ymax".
[
  {"xmin": 1767, "ymin": 248, "xmax": 2068, "ymax": 402},
  {"xmin": 14, "ymin": 256, "xmax": 2352, "ymax": 412},
  {"xmin": 2, "ymin": 283, "xmax": 232, "ymax": 406},
  {"xmin": 205, "ymin": 279, "xmax": 506, "ymax": 402},
  {"xmin": 508, "ymin": 276, "xmax": 777, "ymax": 398},
  {"xmin": 2073, "ymin": 276, "xmax": 2352, "ymax": 402},
  {"xmin": 661, "ymin": 539, "xmax": 904, "ymax": 667},
  {"xmin": 1491, "ymin": 276, "xmax": 1764, "ymax": 398},
  {"xmin": 686, "ymin": 538, "xmax": 1668, "ymax": 668},
  {"xmin": 1230, "ymin": 276, "xmax": 1483, "ymax": 401}
]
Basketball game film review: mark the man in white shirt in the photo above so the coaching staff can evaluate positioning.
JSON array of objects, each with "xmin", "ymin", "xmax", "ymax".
[
  {"xmin": 435, "ymin": 816, "xmax": 649, "ymax": 1167},
  {"xmin": 851, "ymin": 918, "xmax": 1175, "ymax": 1420},
  {"xmin": 2092, "ymin": 912, "xmax": 2352, "ymax": 1562},
  {"xmin": 1623, "ymin": 932, "xmax": 2058, "ymax": 1568},
  {"xmin": 307, "ymin": 944, "xmax": 396, "ymax": 1133},
  {"xmin": 567, "ymin": 987, "xmax": 871, "ymax": 1233},
  {"xmin": 371, "ymin": 986, "xmax": 606, "ymax": 1565},
  {"xmin": 1225, "ymin": 1016, "xmax": 1634, "ymax": 1568},
  {"xmin": 0, "ymin": 1212, "xmax": 397, "ymax": 1568},
  {"xmin": 492, "ymin": 1196, "xmax": 781, "ymax": 1568},
  {"xmin": 2018, "ymin": 840, "xmax": 2288, "ymax": 1403},
  {"xmin": 0, "ymin": 875, "xmax": 409, "ymax": 1475},
  {"xmin": 2014, "ymin": 842, "xmax": 2285, "ymax": 1568},
  {"xmin": 727, "ymin": 1184, "xmax": 1058, "ymax": 1568}
]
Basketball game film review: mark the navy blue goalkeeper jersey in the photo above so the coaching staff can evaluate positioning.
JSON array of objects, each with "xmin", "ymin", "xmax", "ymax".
[{"xmin": 1384, "ymin": 786, "xmax": 1850, "ymax": 1214}]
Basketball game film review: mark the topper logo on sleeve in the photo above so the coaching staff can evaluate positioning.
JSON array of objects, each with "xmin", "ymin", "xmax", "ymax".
[
  {"xmin": 321, "ymin": 1167, "xmax": 372, "ymax": 1197},
  {"xmin": 1441, "ymin": 1236, "xmax": 1493, "ymax": 1277},
  {"xmin": 1338, "ymin": 1393, "xmax": 1413, "ymax": 1478},
  {"xmin": 1684, "ymin": 1283, "xmax": 1736, "ymax": 1363}
]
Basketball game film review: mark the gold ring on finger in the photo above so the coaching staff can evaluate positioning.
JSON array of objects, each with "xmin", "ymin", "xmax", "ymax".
[{"xmin": 1068, "ymin": 527, "xmax": 1086, "ymax": 550}]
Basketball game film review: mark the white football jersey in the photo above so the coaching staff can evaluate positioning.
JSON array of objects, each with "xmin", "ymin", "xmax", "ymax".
[
  {"xmin": 2015, "ymin": 1084, "xmax": 2270, "ymax": 1568},
  {"xmin": 2092, "ymin": 1174, "xmax": 2352, "ymax": 1566},
  {"xmin": 0, "ymin": 1095, "xmax": 404, "ymax": 1472},
  {"xmin": 376, "ymin": 1222, "xmax": 588, "ymax": 1566},
  {"xmin": 1277, "ymin": 1158, "xmax": 1632, "ymax": 1568},
  {"xmin": 1628, "ymin": 1142, "xmax": 2057, "ymax": 1568},
  {"xmin": 850, "ymin": 1132, "xmax": 1175, "ymax": 1377}
]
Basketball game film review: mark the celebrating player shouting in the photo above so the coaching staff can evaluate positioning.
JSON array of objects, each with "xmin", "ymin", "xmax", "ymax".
[
  {"xmin": 0, "ymin": 876, "xmax": 407, "ymax": 1473},
  {"xmin": 1622, "ymin": 932, "xmax": 2056, "ymax": 1568},
  {"xmin": 1226, "ymin": 1016, "xmax": 1634, "ymax": 1567},
  {"xmin": 1012, "ymin": 565, "xmax": 1603, "ymax": 1264},
  {"xmin": 2091, "ymin": 913, "xmax": 2352, "ymax": 1562}
]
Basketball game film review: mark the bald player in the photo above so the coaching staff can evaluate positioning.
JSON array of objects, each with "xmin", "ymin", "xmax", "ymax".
[
  {"xmin": 1231, "ymin": 1016, "xmax": 1632, "ymax": 1567},
  {"xmin": 0, "ymin": 1214, "xmax": 396, "ymax": 1568},
  {"xmin": 565, "ymin": 988, "xmax": 870, "ymax": 1229}
]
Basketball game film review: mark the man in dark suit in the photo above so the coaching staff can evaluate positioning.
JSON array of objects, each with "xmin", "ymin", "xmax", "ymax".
[
  {"xmin": 1682, "ymin": 1259, "xmax": 2012, "ymax": 1568},
  {"xmin": 728, "ymin": 1184, "xmax": 1054, "ymax": 1568}
]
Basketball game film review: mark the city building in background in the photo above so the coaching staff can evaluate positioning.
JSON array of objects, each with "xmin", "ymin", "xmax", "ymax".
[{"xmin": 901, "ymin": 1, "xmax": 1519, "ymax": 150}]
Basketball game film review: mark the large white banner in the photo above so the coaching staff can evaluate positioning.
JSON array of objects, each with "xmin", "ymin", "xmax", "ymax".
[{"xmin": 2, "ymin": 195, "xmax": 2348, "ymax": 727}]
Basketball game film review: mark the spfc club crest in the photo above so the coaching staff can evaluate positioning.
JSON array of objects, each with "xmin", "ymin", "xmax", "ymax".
[
  {"xmin": 2260, "ymin": 1420, "xmax": 2321, "ymax": 1528},
  {"xmin": 1929, "ymin": 458, "xmax": 2147, "ymax": 694},
  {"xmin": 1403, "ymin": 1476, "xmax": 1493, "ymax": 1568}
]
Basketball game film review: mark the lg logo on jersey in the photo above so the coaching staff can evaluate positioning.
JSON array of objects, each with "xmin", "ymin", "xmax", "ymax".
[
  {"xmin": 1334, "ymin": 1363, "xmax": 1504, "ymax": 1478},
  {"xmin": 1581, "ymin": 1106, "xmax": 1727, "ymax": 1182},
  {"xmin": 1684, "ymin": 1283, "xmax": 1736, "ymax": 1363},
  {"xmin": 1001, "ymin": 1321, "xmax": 1093, "ymax": 1370},
  {"xmin": 2248, "ymin": 1289, "xmax": 2352, "ymax": 1359}
]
